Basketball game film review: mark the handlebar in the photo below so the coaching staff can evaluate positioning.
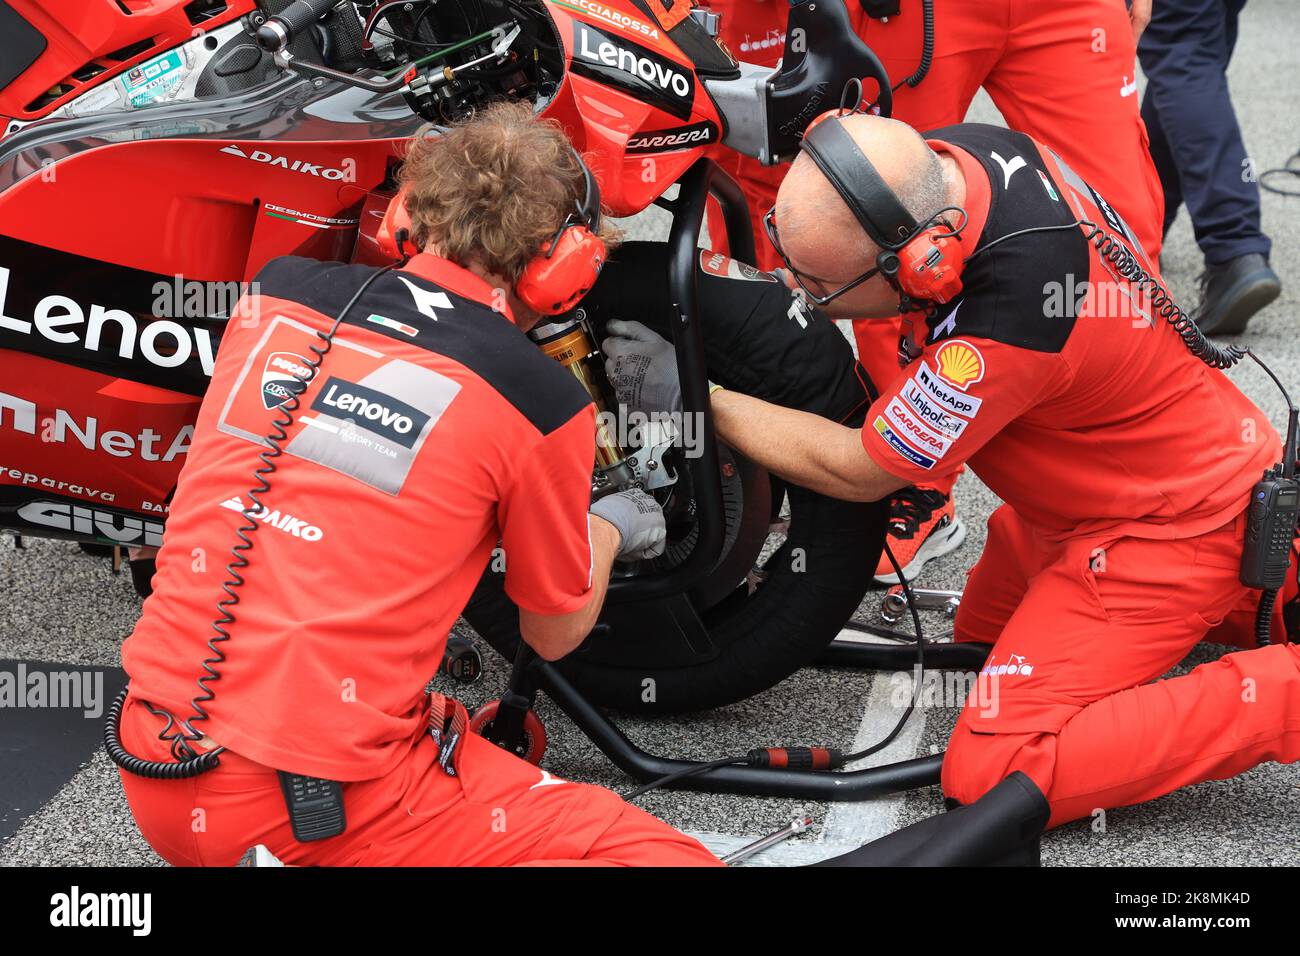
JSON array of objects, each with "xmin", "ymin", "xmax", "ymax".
[{"xmin": 255, "ymin": 0, "xmax": 339, "ymax": 53}]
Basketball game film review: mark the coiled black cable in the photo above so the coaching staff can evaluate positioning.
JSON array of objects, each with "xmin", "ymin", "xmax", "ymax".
[
  {"xmin": 1256, "ymin": 589, "xmax": 1278, "ymax": 647},
  {"xmin": 893, "ymin": 0, "xmax": 934, "ymax": 91},
  {"xmin": 107, "ymin": 262, "xmax": 401, "ymax": 779},
  {"xmin": 1079, "ymin": 221, "xmax": 1247, "ymax": 370},
  {"xmin": 1259, "ymin": 150, "xmax": 1300, "ymax": 197}
]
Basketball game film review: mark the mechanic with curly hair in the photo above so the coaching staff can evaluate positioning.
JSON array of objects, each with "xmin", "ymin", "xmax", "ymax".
[{"xmin": 115, "ymin": 102, "xmax": 721, "ymax": 867}]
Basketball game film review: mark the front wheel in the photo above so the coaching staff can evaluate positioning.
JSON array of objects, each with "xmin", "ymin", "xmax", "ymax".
[{"xmin": 463, "ymin": 469, "xmax": 884, "ymax": 713}]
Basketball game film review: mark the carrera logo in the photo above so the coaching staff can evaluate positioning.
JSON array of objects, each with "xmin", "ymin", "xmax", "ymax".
[
  {"xmin": 571, "ymin": 21, "xmax": 694, "ymax": 119},
  {"xmin": 0, "ymin": 266, "xmax": 217, "ymax": 377},
  {"xmin": 914, "ymin": 363, "xmax": 983, "ymax": 419},
  {"xmin": 0, "ymin": 389, "xmax": 193, "ymax": 462},
  {"xmin": 627, "ymin": 121, "xmax": 718, "ymax": 154},
  {"xmin": 262, "ymin": 351, "xmax": 311, "ymax": 410},
  {"xmin": 885, "ymin": 399, "xmax": 951, "ymax": 457},
  {"xmin": 310, "ymin": 376, "xmax": 430, "ymax": 449},
  {"xmin": 17, "ymin": 500, "xmax": 163, "ymax": 546},
  {"xmin": 220, "ymin": 495, "xmax": 322, "ymax": 541},
  {"xmin": 218, "ymin": 145, "xmax": 353, "ymax": 181}
]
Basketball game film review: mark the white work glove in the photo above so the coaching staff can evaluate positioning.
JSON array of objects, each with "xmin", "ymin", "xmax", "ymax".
[
  {"xmin": 590, "ymin": 487, "xmax": 667, "ymax": 561},
  {"xmin": 601, "ymin": 320, "xmax": 682, "ymax": 414}
]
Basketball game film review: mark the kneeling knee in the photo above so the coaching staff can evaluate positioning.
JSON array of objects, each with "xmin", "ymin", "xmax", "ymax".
[{"xmin": 941, "ymin": 724, "xmax": 1057, "ymax": 807}]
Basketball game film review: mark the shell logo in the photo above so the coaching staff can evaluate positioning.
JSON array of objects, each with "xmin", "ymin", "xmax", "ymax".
[{"xmin": 934, "ymin": 339, "xmax": 985, "ymax": 390}]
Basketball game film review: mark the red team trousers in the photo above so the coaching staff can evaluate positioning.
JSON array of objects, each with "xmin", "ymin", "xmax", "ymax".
[
  {"xmin": 944, "ymin": 508, "xmax": 1300, "ymax": 826},
  {"xmin": 117, "ymin": 694, "xmax": 720, "ymax": 866}
]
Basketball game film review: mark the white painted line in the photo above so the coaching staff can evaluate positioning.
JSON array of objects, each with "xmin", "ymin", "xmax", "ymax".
[
  {"xmin": 820, "ymin": 668, "xmax": 930, "ymax": 848},
  {"xmin": 687, "ymin": 666, "xmax": 931, "ymax": 866}
]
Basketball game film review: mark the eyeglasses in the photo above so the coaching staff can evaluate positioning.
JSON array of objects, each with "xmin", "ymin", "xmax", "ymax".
[{"xmin": 763, "ymin": 206, "xmax": 881, "ymax": 307}]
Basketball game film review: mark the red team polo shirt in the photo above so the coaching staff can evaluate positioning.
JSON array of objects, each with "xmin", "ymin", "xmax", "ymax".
[
  {"xmin": 122, "ymin": 253, "xmax": 596, "ymax": 781},
  {"xmin": 862, "ymin": 124, "xmax": 1278, "ymax": 542}
]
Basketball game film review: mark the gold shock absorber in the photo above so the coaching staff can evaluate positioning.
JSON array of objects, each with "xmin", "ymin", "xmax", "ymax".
[{"xmin": 529, "ymin": 315, "xmax": 632, "ymax": 488}]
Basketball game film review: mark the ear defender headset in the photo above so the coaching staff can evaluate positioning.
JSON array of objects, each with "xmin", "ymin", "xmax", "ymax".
[
  {"xmin": 800, "ymin": 86, "xmax": 965, "ymax": 313},
  {"xmin": 514, "ymin": 147, "xmax": 608, "ymax": 316}
]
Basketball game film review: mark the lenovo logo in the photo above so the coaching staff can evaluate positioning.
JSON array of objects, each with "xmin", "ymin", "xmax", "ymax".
[
  {"xmin": 310, "ymin": 376, "xmax": 430, "ymax": 449},
  {"xmin": 571, "ymin": 21, "xmax": 694, "ymax": 119},
  {"xmin": 0, "ymin": 266, "xmax": 216, "ymax": 377}
]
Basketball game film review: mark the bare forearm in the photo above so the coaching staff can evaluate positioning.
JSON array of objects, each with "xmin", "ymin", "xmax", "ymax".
[
  {"xmin": 518, "ymin": 516, "xmax": 619, "ymax": 660},
  {"xmin": 710, "ymin": 389, "xmax": 902, "ymax": 503}
]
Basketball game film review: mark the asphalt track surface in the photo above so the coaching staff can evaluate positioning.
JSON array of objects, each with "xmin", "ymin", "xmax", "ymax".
[{"xmin": 1, "ymin": 0, "xmax": 1296, "ymax": 867}]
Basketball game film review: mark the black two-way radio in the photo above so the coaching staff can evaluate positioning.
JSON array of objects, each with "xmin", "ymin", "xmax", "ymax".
[{"xmin": 1240, "ymin": 394, "xmax": 1300, "ymax": 645}]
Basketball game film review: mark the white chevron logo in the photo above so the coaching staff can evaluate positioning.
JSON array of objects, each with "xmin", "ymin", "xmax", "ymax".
[
  {"xmin": 991, "ymin": 151, "xmax": 1027, "ymax": 189},
  {"xmin": 529, "ymin": 770, "xmax": 567, "ymax": 790}
]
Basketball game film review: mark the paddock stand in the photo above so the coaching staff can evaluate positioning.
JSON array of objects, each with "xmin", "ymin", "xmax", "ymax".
[
  {"xmin": 474, "ymin": 157, "xmax": 992, "ymax": 801},
  {"xmin": 476, "ymin": 634, "xmax": 991, "ymax": 801}
]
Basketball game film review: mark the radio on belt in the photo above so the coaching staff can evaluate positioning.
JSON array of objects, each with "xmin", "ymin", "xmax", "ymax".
[
  {"xmin": 1240, "ymin": 465, "xmax": 1300, "ymax": 590},
  {"xmin": 1241, "ymin": 399, "xmax": 1300, "ymax": 591}
]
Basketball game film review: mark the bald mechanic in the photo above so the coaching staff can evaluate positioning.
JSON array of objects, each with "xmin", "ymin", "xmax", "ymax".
[
  {"xmin": 705, "ymin": 0, "xmax": 1166, "ymax": 588},
  {"xmin": 113, "ymin": 103, "xmax": 719, "ymax": 867},
  {"xmin": 604, "ymin": 111, "xmax": 1300, "ymax": 828}
]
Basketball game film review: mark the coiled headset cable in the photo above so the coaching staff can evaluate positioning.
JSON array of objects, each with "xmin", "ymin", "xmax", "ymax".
[{"xmin": 107, "ymin": 257, "xmax": 405, "ymax": 779}]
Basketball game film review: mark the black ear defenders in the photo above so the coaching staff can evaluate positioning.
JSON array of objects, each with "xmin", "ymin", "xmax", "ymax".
[{"xmin": 799, "ymin": 84, "xmax": 966, "ymax": 310}]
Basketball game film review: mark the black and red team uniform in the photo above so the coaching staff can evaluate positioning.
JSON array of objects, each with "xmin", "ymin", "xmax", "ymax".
[
  {"xmin": 118, "ymin": 252, "xmax": 719, "ymax": 866},
  {"xmin": 858, "ymin": 123, "xmax": 1299, "ymax": 823},
  {"xmin": 707, "ymin": 0, "xmax": 1168, "ymax": 576}
]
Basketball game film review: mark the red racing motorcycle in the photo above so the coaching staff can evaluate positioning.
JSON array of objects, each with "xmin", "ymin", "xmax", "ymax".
[{"xmin": 0, "ymin": 0, "xmax": 920, "ymax": 742}]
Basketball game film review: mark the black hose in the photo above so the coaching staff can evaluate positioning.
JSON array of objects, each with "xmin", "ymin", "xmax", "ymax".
[
  {"xmin": 1257, "ymin": 588, "xmax": 1277, "ymax": 646},
  {"xmin": 893, "ymin": 0, "xmax": 934, "ymax": 91}
]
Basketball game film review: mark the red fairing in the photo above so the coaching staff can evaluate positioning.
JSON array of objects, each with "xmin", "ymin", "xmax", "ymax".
[
  {"xmin": 0, "ymin": 0, "xmax": 738, "ymax": 546},
  {"xmin": 0, "ymin": 1, "xmax": 253, "ymax": 124},
  {"xmin": 0, "ymin": 356, "xmax": 198, "ymax": 535},
  {"xmin": 542, "ymin": 0, "xmax": 726, "ymax": 216},
  {"xmin": 1, "ymin": 125, "xmax": 405, "ymax": 276}
]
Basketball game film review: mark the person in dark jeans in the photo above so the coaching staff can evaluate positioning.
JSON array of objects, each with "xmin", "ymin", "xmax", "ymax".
[{"xmin": 1138, "ymin": 0, "xmax": 1281, "ymax": 335}]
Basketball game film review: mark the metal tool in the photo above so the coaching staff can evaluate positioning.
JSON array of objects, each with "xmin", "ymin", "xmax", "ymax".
[
  {"xmin": 881, "ymin": 586, "xmax": 961, "ymax": 623},
  {"xmin": 721, "ymin": 816, "xmax": 814, "ymax": 865}
]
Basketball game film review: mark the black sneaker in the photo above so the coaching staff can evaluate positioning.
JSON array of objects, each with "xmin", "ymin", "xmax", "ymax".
[
  {"xmin": 1192, "ymin": 253, "xmax": 1281, "ymax": 335},
  {"xmin": 873, "ymin": 485, "xmax": 966, "ymax": 585}
]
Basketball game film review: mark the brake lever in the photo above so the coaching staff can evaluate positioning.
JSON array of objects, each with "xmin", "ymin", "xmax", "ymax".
[{"xmin": 272, "ymin": 48, "xmax": 420, "ymax": 93}]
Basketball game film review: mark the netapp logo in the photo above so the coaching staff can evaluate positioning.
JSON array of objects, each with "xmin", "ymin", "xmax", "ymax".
[
  {"xmin": 218, "ymin": 145, "xmax": 353, "ymax": 181},
  {"xmin": 311, "ymin": 376, "xmax": 429, "ymax": 449},
  {"xmin": 571, "ymin": 21, "xmax": 694, "ymax": 119},
  {"xmin": 0, "ymin": 389, "xmax": 193, "ymax": 461},
  {"xmin": 18, "ymin": 501, "xmax": 163, "ymax": 547},
  {"xmin": 0, "ymin": 266, "xmax": 216, "ymax": 377},
  {"xmin": 627, "ymin": 121, "xmax": 718, "ymax": 154}
]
